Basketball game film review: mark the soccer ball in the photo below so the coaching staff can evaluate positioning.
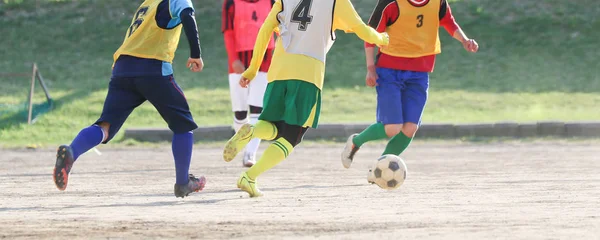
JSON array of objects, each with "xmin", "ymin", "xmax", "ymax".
[{"xmin": 368, "ymin": 154, "xmax": 407, "ymax": 190}]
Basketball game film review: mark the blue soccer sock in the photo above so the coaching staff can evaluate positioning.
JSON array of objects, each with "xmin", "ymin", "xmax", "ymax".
[
  {"xmin": 70, "ymin": 125, "xmax": 105, "ymax": 161},
  {"xmin": 172, "ymin": 131, "xmax": 194, "ymax": 185}
]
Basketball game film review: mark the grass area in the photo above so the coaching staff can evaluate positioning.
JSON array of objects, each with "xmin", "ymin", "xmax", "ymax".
[{"xmin": 0, "ymin": 0, "xmax": 599, "ymax": 146}]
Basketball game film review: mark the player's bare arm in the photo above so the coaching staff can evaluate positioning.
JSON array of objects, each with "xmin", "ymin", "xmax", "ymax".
[
  {"xmin": 332, "ymin": 0, "xmax": 389, "ymax": 87},
  {"xmin": 365, "ymin": 47, "xmax": 378, "ymax": 87},
  {"xmin": 239, "ymin": 0, "xmax": 281, "ymax": 87},
  {"xmin": 333, "ymin": 0, "xmax": 389, "ymax": 47},
  {"xmin": 181, "ymin": 7, "xmax": 204, "ymax": 72},
  {"xmin": 453, "ymin": 29, "xmax": 479, "ymax": 53},
  {"xmin": 440, "ymin": 0, "xmax": 478, "ymax": 53},
  {"xmin": 362, "ymin": 0, "xmax": 398, "ymax": 88}
]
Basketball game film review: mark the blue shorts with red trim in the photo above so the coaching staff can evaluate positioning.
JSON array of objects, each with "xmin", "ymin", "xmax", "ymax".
[
  {"xmin": 375, "ymin": 67, "xmax": 429, "ymax": 125},
  {"xmin": 95, "ymin": 75, "xmax": 197, "ymax": 143}
]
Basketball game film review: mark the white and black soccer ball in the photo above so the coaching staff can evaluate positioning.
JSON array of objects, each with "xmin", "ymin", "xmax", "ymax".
[{"xmin": 368, "ymin": 154, "xmax": 407, "ymax": 190}]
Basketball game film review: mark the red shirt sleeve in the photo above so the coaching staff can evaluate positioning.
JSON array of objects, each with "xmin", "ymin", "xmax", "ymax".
[
  {"xmin": 222, "ymin": 0, "xmax": 238, "ymax": 63},
  {"xmin": 365, "ymin": 0, "xmax": 399, "ymax": 48},
  {"xmin": 439, "ymin": 0, "xmax": 460, "ymax": 36}
]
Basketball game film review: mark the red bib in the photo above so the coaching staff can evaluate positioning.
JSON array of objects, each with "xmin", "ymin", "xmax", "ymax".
[{"xmin": 234, "ymin": 0, "xmax": 274, "ymax": 51}]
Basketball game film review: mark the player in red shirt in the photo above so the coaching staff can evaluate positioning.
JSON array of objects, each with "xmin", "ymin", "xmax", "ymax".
[
  {"xmin": 342, "ymin": 0, "xmax": 479, "ymax": 170},
  {"xmin": 222, "ymin": 0, "xmax": 275, "ymax": 167}
]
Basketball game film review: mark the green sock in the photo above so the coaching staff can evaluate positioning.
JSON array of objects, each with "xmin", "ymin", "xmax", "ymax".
[
  {"xmin": 352, "ymin": 123, "xmax": 388, "ymax": 147},
  {"xmin": 382, "ymin": 132, "xmax": 413, "ymax": 155}
]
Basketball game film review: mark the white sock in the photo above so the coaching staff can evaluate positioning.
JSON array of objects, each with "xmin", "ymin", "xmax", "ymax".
[
  {"xmin": 233, "ymin": 116, "xmax": 248, "ymax": 132},
  {"xmin": 244, "ymin": 113, "xmax": 261, "ymax": 156}
]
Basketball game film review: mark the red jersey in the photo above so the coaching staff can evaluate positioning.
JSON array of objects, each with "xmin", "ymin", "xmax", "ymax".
[
  {"xmin": 366, "ymin": 0, "xmax": 461, "ymax": 72},
  {"xmin": 222, "ymin": 0, "xmax": 275, "ymax": 73}
]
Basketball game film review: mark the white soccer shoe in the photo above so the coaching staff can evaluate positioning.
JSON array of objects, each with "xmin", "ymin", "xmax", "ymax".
[
  {"xmin": 242, "ymin": 151, "xmax": 256, "ymax": 168},
  {"xmin": 341, "ymin": 134, "xmax": 360, "ymax": 169}
]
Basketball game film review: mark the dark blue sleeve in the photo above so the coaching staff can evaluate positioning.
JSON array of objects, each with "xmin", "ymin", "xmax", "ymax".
[{"xmin": 181, "ymin": 8, "xmax": 201, "ymax": 58}]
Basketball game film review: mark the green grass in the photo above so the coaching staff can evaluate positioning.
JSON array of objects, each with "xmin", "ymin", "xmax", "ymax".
[{"xmin": 1, "ymin": 0, "xmax": 599, "ymax": 146}]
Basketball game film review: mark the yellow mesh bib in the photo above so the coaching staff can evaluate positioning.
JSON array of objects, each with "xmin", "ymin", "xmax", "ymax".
[
  {"xmin": 380, "ymin": 0, "xmax": 442, "ymax": 58},
  {"xmin": 113, "ymin": 0, "xmax": 182, "ymax": 64}
]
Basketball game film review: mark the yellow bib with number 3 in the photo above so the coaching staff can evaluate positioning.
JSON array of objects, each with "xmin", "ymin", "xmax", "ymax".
[{"xmin": 380, "ymin": 0, "xmax": 442, "ymax": 58}]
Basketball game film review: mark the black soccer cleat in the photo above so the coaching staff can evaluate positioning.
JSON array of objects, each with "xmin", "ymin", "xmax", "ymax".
[
  {"xmin": 53, "ymin": 145, "xmax": 75, "ymax": 191},
  {"xmin": 174, "ymin": 174, "xmax": 207, "ymax": 198}
]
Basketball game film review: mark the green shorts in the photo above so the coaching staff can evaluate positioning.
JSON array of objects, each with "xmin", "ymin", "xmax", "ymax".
[{"xmin": 259, "ymin": 80, "xmax": 321, "ymax": 128}]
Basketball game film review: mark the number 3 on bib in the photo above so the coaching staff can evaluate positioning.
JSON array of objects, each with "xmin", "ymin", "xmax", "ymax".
[{"xmin": 291, "ymin": 0, "xmax": 313, "ymax": 31}]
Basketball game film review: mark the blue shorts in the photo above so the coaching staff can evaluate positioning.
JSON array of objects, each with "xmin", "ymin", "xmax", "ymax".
[
  {"xmin": 375, "ymin": 68, "xmax": 429, "ymax": 125},
  {"xmin": 96, "ymin": 75, "xmax": 197, "ymax": 143}
]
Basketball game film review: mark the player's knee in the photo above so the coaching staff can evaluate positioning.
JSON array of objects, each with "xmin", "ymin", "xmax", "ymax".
[
  {"xmin": 234, "ymin": 111, "xmax": 248, "ymax": 121},
  {"xmin": 249, "ymin": 105, "xmax": 262, "ymax": 114},
  {"xmin": 172, "ymin": 124, "xmax": 198, "ymax": 134},
  {"xmin": 401, "ymin": 123, "xmax": 419, "ymax": 137},
  {"xmin": 384, "ymin": 124, "xmax": 403, "ymax": 138},
  {"xmin": 281, "ymin": 133, "xmax": 304, "ymax": 147},
  {"xmin": 279, "ymin": 123, "xmax": 308, "ymax": 147},
  {"xmin": 96, "ymin": 122, "xmax": 111, "ymax": 142},
  {"xmin": 168, "ymin": 119, "xmax": 198, "ymax": 134}
]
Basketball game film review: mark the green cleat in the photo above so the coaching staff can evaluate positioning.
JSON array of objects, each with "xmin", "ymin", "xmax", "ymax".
[
  {"xmin": 223, "ymin": 123, "xmax": 253, "ymax": 162},
  {"xmin": 237, "ymin": 172, "xmax": 263, "ymax": 198}
]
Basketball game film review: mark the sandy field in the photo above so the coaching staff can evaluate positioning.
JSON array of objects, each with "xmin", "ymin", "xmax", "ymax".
[{"xmin": 0, "ymin": 141, "xmax": 599, "ymax": 239}]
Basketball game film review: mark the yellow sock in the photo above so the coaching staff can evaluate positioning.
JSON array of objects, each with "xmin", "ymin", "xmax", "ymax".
[
  {"xmin": 246, "ymin": 138, "xmax": 293, "ymax": 180},
  {"xmin": 253, "ymin": 120, "xmax": 278, "ymax": 140}
]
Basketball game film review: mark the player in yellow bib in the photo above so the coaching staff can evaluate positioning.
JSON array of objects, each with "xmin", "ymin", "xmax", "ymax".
[
  {"xmin": 222, "ymin": 0, "xmax": 389, "ymax": 197},
  {"xmin": 53, "ymin": 0, "xmax": 207, "ymax": 198}
]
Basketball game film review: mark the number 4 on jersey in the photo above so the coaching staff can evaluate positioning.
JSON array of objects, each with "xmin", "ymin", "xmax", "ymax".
[
  {"xmin": 252, "ymin": 11, "xmax": 258, "ymax": 22},
  {"xmin": 291, "ymin": 0, "xmax": 313, "ymax": 31}
]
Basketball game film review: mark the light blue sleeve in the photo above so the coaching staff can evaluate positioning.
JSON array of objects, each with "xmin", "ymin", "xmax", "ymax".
[{"xmin": 168, "ymin": 0, "xmax": 194, "ymax": 27}]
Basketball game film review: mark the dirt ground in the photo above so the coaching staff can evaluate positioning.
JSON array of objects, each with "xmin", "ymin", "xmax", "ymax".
[{"xmin": 0, "ymin": 141, "xmax": 599, "ymax": 239}]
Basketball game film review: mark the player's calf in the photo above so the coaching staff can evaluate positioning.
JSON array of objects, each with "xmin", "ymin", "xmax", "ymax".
[
  {"xmin": 278, "ymin": 123, "xmax": 308, "ymax": 147},
  {"xmin": 233, "ymin": 111, "xmax": 249, "ymax": 132},
  {"xmin": 382, "ymin": 123, "xmax": 417, "ymax": 156}
]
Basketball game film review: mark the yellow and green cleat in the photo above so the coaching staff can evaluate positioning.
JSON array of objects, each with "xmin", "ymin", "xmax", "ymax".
[
  {"xmin": 237, "ymin": 172, "xmax": 263, "ymax": 198},
  {"xmin": 223, "ymin": 123, "xmax": 254, "ymax": 162}
]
